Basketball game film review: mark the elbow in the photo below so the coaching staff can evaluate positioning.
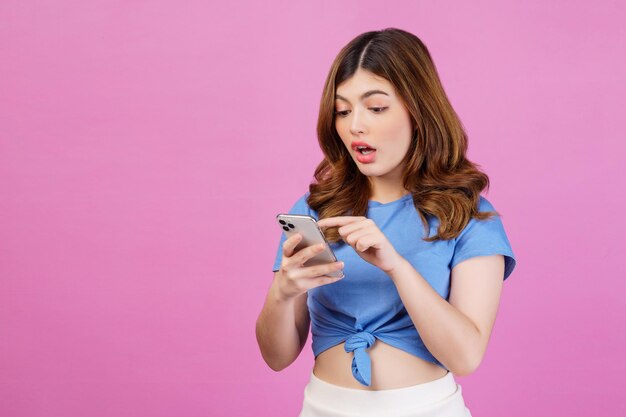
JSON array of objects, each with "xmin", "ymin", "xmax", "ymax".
[
  {"xmin": 449, "ymin": 347, "xmax": 483, "ymax": 377},
  {"xmin": 259, "ymin": 351, "xmax": 291, "ymax": 372},
  {"xmin": 268, "ymin": 360, "xmax": 289, "ymax": 372},
  {"xmin": 452, "ymin": 361, "xmax": 478, "ymax": 377},
  {"xmin": 255, "ymin": 316, "xmax": 303, "ymax": 372},
  {"xmin": 256, "ymin": 342, "xmax": 287, "ymax": 372},
  {"xmin": 255, "ymin": 328, "xmax": 293, "ymax": 372},
  {"xmin": 455, "ymin": 350, "xmax": 484, "ymax": 377}
]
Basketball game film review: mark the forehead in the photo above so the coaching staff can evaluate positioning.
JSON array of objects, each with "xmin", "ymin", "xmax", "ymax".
[{"xmin": 335, "ymin": 69, "xmax": 395, "ymax": 99}]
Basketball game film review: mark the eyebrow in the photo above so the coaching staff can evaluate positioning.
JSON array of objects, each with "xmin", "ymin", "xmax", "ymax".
[{"xmin": 335, "ymin": 90, "xmax": 389, "ymax": 103}]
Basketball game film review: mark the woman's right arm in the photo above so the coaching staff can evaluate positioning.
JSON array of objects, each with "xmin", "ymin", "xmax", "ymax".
[
  {"xmin": 255, "ymin": 233, "xmax": 345, "ymax": 371},
  {"xmin": 255, "ymin": 273, "xmax": 310, "ymax": 371}
]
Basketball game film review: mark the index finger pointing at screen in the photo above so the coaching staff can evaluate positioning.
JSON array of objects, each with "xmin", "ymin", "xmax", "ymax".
[{"xmin": 317, "ymin": 216, "xmax": 367, "ymax": 229}]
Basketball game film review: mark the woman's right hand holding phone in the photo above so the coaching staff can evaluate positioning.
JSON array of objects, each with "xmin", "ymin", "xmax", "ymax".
[{"xmin": 273, "ymin": 233, "xmax": 344, "ymax": 301}]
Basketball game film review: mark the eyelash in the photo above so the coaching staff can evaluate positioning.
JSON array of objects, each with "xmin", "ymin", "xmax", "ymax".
[{"xmin": 334, "ymin": 107, "xmax": 388, "ymax": 117}]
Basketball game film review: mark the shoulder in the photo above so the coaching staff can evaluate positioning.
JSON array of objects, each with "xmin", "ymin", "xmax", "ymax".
[
  {"xmin": 455, "ymin": 195, "xmax": 503, "ymax": 241},
  {"xmin": 477, "ymin": 195, "xmax": 497, "ymax": 213},
  {"xmin": 295, "ymin": 191, "xmax": 311, "ymax": 207},
  {"xmin": 453, "ymin": 194, "xmax": 517, "ymax": 280},
  {"xmin": 287, "ymin": 191, "xmax": 318, "ymax": 219}
]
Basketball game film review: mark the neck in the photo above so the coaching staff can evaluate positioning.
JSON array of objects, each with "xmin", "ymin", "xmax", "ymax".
[{"xmin": 368, "ymin": 176, "xmax": 409, "ymax": 204}]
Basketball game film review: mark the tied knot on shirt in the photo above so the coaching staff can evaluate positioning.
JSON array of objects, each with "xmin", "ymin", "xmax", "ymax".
[{"xmin": 344, "ymin": 331, "xmax": 376, "ymax": 386}]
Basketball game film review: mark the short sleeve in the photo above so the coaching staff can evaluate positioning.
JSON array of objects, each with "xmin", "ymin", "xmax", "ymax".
[
  {"xmin": 450, "ymin": 196, "xmax": 517, "ymax": 281},
  {"xmin": 272, "ymin": 191, "xmax": 316, "ymax": 272}
]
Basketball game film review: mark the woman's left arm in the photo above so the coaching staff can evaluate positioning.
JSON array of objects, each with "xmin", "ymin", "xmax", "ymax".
[
  {"xmin": 316, "ymin": 215, "xmax": 505, "ymax": 377},
  {"xmin": 388, "ymin": 254, "xmax": 504, "ymax": 376}
]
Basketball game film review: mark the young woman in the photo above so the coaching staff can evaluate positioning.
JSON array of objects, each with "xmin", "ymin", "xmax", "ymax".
[{"xmin": 256, "ymin": 28, "xmax": 517, "ymax": 417}]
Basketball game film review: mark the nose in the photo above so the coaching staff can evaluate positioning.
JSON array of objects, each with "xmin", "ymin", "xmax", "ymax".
[
  {"xmin": 350, "ymin": 122, "xmax": 366, "ymax": 135},
  {"xmin": 349, "ymin": 109, "xmax": 367, "ymax": 136}
]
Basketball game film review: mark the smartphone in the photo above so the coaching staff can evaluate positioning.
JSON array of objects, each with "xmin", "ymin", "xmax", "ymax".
[{"xmin": 276, "ymin": 213, "xmax": 344, "ymax": 279}]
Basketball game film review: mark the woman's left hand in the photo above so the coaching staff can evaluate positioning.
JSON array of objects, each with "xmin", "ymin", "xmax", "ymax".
[{"xmin": 317, "ymin": 216, "xmax": 405, "ymax": 274}]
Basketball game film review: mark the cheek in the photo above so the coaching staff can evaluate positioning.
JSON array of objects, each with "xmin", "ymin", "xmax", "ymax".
[
  {"xmin": 334, "ymin": 121, "xmax": 350, "ymax": 143},
  {"xmin": 381, "ymin": 111, "xmax": 412, "ymax": 139}
]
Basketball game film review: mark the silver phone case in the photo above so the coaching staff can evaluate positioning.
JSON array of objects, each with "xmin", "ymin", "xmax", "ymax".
[{"xmin": 276, "ymin": 213, "xmax": 344, "ymax": 279}]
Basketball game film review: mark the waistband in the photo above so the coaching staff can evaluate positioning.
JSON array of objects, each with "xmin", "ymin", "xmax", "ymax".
[{"xmin": 303, "ymin": 370, "xmax": 463, "ymax": 414}]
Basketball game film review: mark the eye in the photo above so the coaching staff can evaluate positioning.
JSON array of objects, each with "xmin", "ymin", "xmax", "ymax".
[{"xmin": 333, "ymin": 107, "xmax": 388, "ymax": 117}]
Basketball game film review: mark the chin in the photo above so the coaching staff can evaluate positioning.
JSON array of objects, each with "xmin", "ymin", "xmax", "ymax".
[{"xmin": 357, "ymin": 166, "xmax": 387, "ymax": 177}]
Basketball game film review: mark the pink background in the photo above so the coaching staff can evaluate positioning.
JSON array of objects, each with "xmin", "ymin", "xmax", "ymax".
[{"xmin": 1, "ymin": 1, "xmax": 624, "ymax": 416}]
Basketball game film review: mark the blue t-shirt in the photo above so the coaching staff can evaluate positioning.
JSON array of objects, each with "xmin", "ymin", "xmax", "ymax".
[{"xmin": 272, "ymin": 191, "xmax": 516, "ymax": 386}]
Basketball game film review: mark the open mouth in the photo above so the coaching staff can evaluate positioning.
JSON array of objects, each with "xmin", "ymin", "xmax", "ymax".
[{"xmin": 356, "ymin": 146, "xmax": 376, "ymax": 155}]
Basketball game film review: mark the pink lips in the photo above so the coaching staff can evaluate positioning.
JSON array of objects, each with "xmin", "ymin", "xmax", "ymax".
[
  {"xmin": 351, "ymin": 141, "xmax": 377, "ymax": 164},
  {"xmin": 351, "ymin": 141, "xmax": 376, "ymax": 151}
]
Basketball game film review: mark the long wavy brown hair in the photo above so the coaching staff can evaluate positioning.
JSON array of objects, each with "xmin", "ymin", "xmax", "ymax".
[{"xmin": 308, "ymin": 28, "xmax": 500, "ymax": 244}]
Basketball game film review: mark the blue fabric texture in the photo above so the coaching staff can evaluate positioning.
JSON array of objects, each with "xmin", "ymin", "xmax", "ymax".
[{"xmin": 272, "ymin": 191, "xmax": 517, "ymax": 386}]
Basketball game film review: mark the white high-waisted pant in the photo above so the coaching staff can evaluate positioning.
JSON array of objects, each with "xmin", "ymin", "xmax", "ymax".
[{"xmin": 298, "ymin": 370, "xmax": 472, "ymax": 417}]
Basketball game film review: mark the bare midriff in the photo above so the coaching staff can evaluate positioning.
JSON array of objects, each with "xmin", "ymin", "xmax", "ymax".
[{"xmin": 312, "ymin": 340, "xmax": 448, "ymax": 390}]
